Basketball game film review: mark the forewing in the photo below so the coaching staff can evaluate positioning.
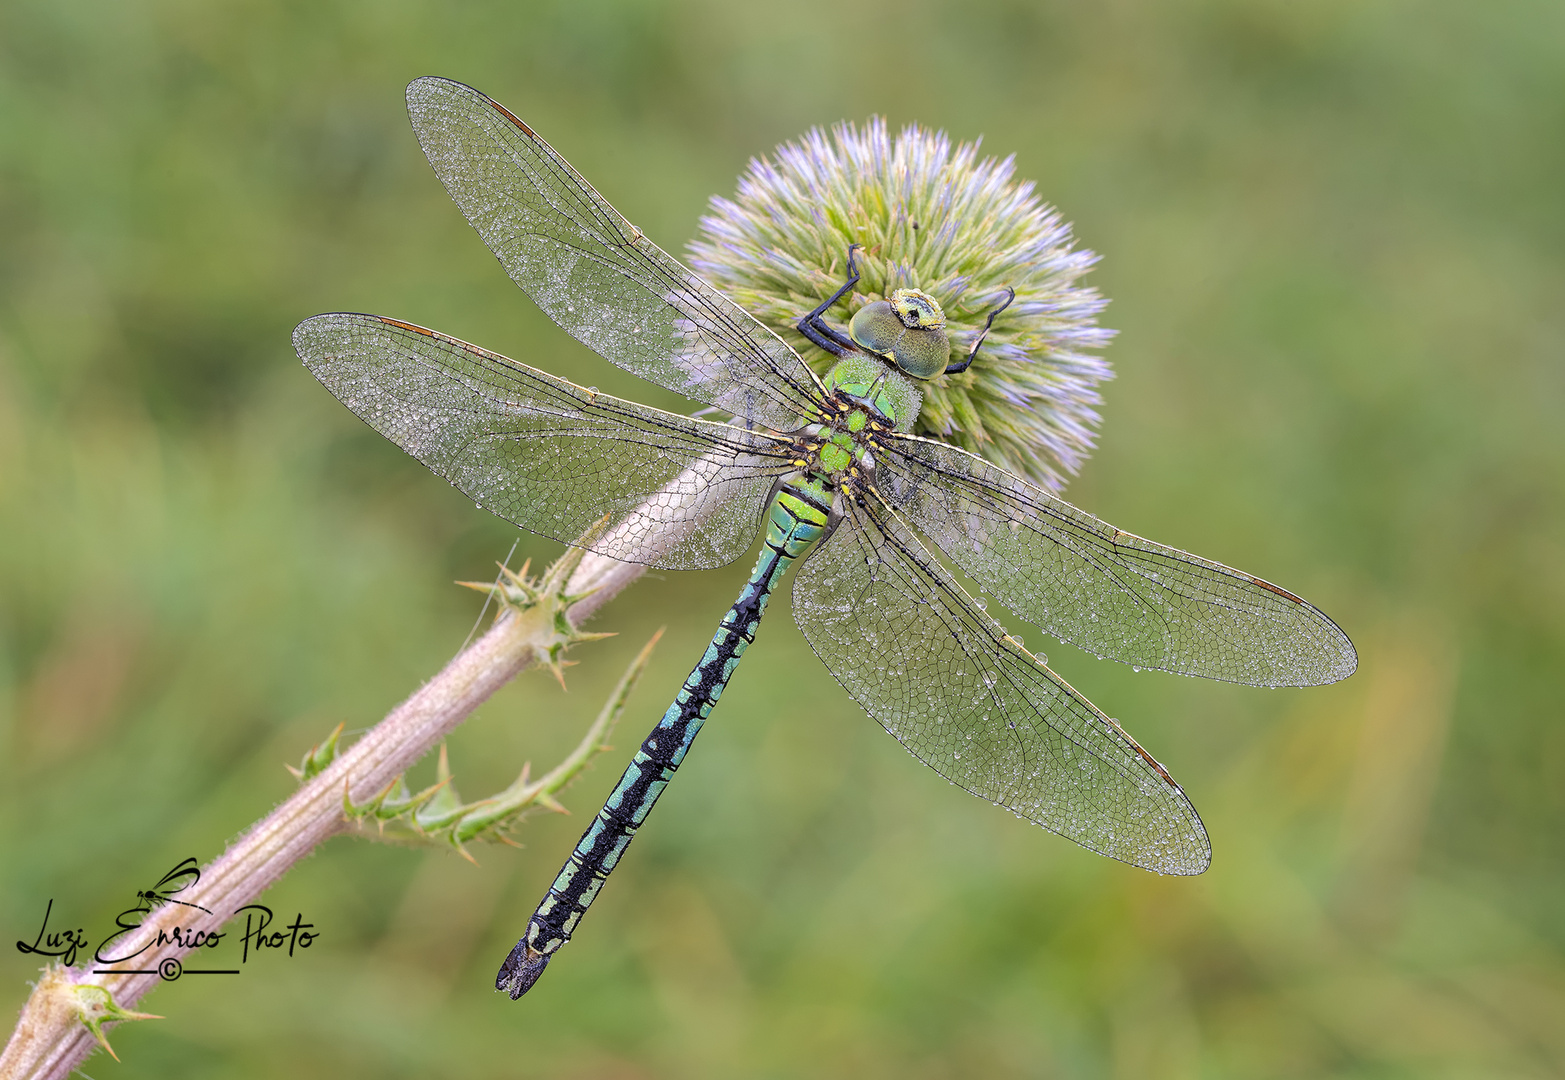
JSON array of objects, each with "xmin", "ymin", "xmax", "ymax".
[
  {"xmin": 792, "ymin": 495, "xmax": 1210, "ymax": 876},
  {"xmin": 404, "ymin": 77, "xmax": 821, "ymax": 432},
  {"xmin": 294, "ymin": 313, "xmax": 790, "ymax": 570},
  {"xmin": 881, "ymin": 435, "xmax": 1357, "ymax": 688}
]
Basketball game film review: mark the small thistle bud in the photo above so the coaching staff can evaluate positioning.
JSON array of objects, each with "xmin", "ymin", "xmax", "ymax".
[{"xmin": 687, "ymin": 118, "xmax": 1113, "ymax": 490}]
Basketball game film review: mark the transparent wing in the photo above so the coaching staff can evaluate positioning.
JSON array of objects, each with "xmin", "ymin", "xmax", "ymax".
[
  {"xmin": 294, "ymin": 313, "xmax": 792, "ymax": 571},
  {"xmin": 792, "ymin": 495, "xmax": 1210, "ymax": 876},
  {"xmin": 405, "ymin": 76, "xmax": 822, "ymax": 432},
  {"xmin": 880, "ymin": 435, "xmax": 1357, "ymax": 688}
]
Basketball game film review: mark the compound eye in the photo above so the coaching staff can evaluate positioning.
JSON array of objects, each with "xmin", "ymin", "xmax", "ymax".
[
  {"xmin": 892, "ymin": 326, "xmax": 951, "ymax": 379},
  {"xmin": 849, "ymin": 301, "xmax": 903, "ymax": 358},
  {"xmin": 849, "ymin": 292, "xmax": 952, "ymax": 380}
]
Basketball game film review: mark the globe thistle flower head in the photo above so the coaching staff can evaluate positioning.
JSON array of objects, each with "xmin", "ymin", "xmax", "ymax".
[{"xmin": 687, "ymin": 117, "xmax": 1114, "ymax": 491}]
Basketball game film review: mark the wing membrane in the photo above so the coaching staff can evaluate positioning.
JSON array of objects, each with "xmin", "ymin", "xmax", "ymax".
[
  {"xmin": 294, "ymin": 313, "xmax": 790, "ymax": 570},
  {"xmin": 881, "ymin": 435, "xmax": 1356, "ymax": 687},
  {"xmin": 792, "ymin": 495, "xmax": 1210, "ymax": 875},
  {"xmin": 405, "ymin": 77, "xmax": 821, "ymax": 432}
]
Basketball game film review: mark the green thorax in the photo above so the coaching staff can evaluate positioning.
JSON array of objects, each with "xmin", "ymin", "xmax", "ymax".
[
  {"xmin": 786, "ymin": 355, "xmax": 921, "ymax": 490},
  {"xmin": 821, "ymin": 355, "xmax": 922, "ymax": 433},
  {"xmin": 788, "ymin": 355, "xmax": 923, "ymax": 496}
]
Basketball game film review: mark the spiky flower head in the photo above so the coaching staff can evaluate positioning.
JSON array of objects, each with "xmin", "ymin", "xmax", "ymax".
[{"xmin": 687, "ymin": 118, "xmax": 1113, "ymax": 491}]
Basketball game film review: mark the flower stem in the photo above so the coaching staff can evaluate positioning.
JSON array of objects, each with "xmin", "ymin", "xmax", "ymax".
[{"xmin": 0, "ymin": 546, "xmax": 645, "ymax": 1080}]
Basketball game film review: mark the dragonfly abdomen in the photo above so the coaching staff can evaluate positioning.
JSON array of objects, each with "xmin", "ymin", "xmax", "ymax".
[{"xmin": 496, "ymin": 481, "xmax": 830, "ymax": 999}]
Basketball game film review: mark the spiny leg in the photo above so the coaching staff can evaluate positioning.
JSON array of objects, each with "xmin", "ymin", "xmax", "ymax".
[
  {"xmin": 797, "ymin": 244, "xmax": 865, "ymax": 357},
  {"xmin": 944, "ymin": 286, "xmax": 1016, "ymax": 375}
]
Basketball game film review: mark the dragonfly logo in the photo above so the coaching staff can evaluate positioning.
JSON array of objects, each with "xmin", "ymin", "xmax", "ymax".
[{"xmin": 16, "ymin": 858, "xmax": 319, "ymax": 981}]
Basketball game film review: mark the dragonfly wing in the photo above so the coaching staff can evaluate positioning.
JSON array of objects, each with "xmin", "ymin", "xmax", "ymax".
[
  {"xmin": 152, "ymin": 857, "xmax": 201, "ymax": 892},
  {"xmin": 404, "ymin": 77, "xmax": 821, "ymax": 432},
  {"xmin": 792, "ymin": 495, "xmax": 1210, "ymax": 876},
  {"xmin": 295, "ymin": 313, "xmax": 790, "ymax": 571},
  {"xmin": 880, "ymin": 436, "xmax": 1357, "ymax": 687}
]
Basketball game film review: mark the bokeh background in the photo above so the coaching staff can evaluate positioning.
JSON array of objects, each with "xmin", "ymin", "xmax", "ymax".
[{"xmin": 3, "ymin": 1, "xmax": 1562, "ymax": 1076}]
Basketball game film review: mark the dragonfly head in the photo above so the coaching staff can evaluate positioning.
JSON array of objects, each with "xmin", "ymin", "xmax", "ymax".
[
  {"xmin": 823, "ymin": 354, "xmax": 922, "ymax": 432},
  {"xmin": 849, "ymin": 288, "xmax": 951, "ymax": 380}
]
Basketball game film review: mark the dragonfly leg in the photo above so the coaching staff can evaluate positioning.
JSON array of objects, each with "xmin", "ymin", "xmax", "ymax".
[
  {"xmin": 797, "ymin": 245, "xmax": 866, "ymax": 357},
  {"xmin": 943, "ymin": 286, "xmax": 1016, "ymax": 375}
]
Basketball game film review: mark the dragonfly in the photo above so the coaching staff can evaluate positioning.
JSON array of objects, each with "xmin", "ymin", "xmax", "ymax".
[
  {"xmin": 292, "ymin": 77, "xmax": 1357, "ymax": 999},
  {"xmin": 134, "ymin": 857, "xmax": 210, "ymax": 914}
]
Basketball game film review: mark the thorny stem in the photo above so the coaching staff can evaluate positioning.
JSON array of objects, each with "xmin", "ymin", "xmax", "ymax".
[{"xmin": 0, "ymin": 545, "xmax": 647, "ymax": 1080}]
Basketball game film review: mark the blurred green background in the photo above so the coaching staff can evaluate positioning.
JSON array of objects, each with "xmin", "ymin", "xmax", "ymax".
[{"xmin": 3, "ymin": 0, "xmax": 1562, "ymax": 1076}]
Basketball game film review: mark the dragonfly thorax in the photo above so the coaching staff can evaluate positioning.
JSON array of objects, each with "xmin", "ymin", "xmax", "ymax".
[
  {"xmin": 821, "ymin": 354, "xmax": 922, "ymax": 433},
  {"xmin": 790, "ymin": 422, "xmax": 876, "ymax": 493}
]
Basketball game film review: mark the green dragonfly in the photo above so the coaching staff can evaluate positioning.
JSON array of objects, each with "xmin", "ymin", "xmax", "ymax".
[{"xmin": 293, "ymin": 77, "xmax": 1357, "ymax": 999}]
